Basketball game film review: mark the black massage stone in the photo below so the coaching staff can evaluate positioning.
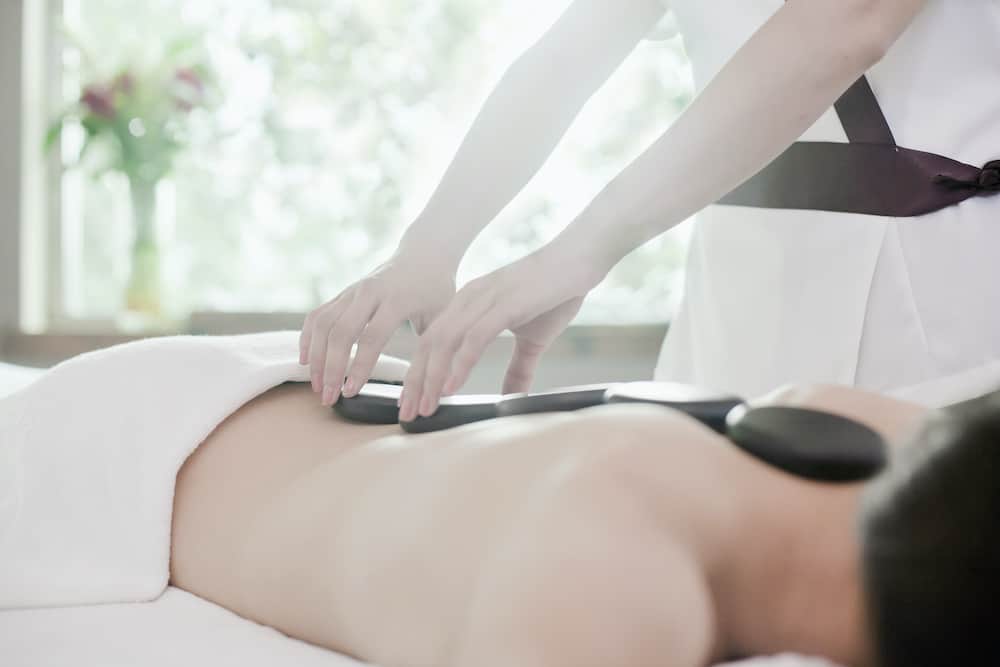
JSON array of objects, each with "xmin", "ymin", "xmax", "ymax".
[
  {"xmin": 496, "ymin": 383, "xmax": 616, "ymax": 418},
  {"xmin": 400, "ymin": 394, "xmax": 502, "ymax": 433},
  {"xmin": 332, "ymin": 382, "xmax": 403, "ymax": 425},
  {"xmin": 405, "ymin": 383, "xmax": 626, "ymax": 433},
  {"xmin": 336, "ymin": 382, "xmax": 887, "ymax": 483},
  {"xmin": 725, "ymin": 405, "xmax": 888, "ymax": 482},
  {"xmin": 603, "ymin": 381, "xmax": 744, "ymax": 434}
]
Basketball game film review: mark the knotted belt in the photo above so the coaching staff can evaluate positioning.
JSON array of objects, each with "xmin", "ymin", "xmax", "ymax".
[{"xmin": 718, "ymin": 71, "xmax": 1000, "ymax": 217}]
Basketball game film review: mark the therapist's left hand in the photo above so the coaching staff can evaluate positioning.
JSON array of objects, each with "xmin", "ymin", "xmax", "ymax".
[{"xmin": 398, "ymin": 246, "xmax": 597, "ymax": 421}]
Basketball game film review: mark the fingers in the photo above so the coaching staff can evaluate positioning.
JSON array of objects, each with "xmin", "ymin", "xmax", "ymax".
[
  {"xmin": 399, "ymin": 327, "xmax": 459, "ymax": 421},
  {"xmin": 398, "ymin": 343, "xmax": 429, "ymax": 421},
  {"xmin": 502, "ymin": 338, "xmax": 546, "ymax": 394},
  {"xmin": 306, "ymin": 298, "xmax": 350, "ymax": 392},
  {"xmin": 300, "ymin": 287, "xmax": 350, "ymax": 366},
  {"xmin": 442, "ymin": 316, "xmax": 505, "ymax": 396},
  {"xmin": 319, "ymin": 296, "xmax": 379, "ymax": 406},
  {"xmin": 417, "ymin": 337, "xmax": 461, "ymax": 417},
  {"xmin": 299, "ymin": 311, "xmax": 315, "ymax": 366},
  {"xmin": 399, "ymin": 297, "xmax": 494, "ymax": 421},
  {"xmin": 342, "ymin": 307, "xmax": 399, "ymax": 397}
]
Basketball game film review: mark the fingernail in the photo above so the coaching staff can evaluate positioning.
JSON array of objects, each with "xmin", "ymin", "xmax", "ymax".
[
  {"xmin": 343, "ymin": 378, "xmax": 357, "ymax": 397},
  {"xmin": 322, "ymin": 386, "xmax": 334, "ymax": 406}
]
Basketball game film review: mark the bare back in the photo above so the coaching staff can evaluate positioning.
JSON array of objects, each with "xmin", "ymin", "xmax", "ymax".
[{"xmin": 170, "ymin": 382, "xmax": 926, "ymax": 666}]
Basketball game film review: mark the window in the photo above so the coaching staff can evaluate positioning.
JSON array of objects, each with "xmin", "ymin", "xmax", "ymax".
[{"xmin": 41, "ymin": 0, "xmax": 694, "ymax": 329}]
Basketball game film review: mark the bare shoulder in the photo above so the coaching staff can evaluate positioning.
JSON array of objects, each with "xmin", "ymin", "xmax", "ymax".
[{"xmin": 753, "ymin": 383, "xmax": 930, "ymax": 443}]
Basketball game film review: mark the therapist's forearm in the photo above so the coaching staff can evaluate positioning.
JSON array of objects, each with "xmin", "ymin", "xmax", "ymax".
[
  {"xmin": 397, "ymin": 53, "xmax": 583, "ymax": 268},
  {"xmin": 557, "ymin": 0, "xmax": 927, "ymax": 276},
  {"xmin": 398, "ymin": 0, "xmax": 667, "ymax": 269}
]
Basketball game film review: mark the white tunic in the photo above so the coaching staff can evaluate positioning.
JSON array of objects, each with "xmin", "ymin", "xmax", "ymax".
[{"xmin": 655, "ymin": 0, "xmax": 1000, "ymax": 406}]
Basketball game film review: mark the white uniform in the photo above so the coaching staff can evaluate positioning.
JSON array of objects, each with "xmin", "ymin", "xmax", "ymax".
[{"xmin": 655, "ymin": 0, "xmax": 1000, "ymax": 406}]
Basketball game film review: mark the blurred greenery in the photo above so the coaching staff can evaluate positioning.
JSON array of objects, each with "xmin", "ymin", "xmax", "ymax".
[{"xmin": 56, "ymin": 0, "xmax": 694, "ymax": 324}]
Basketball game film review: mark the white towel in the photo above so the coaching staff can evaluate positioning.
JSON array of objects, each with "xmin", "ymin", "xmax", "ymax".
[{"xmin": 0, "ymin": 332, "xmax": 408, "ymax": 609}]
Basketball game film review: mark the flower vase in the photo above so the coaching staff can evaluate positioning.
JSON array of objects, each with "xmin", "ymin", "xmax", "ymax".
[{"xmin": 124, "ymin": 175, "xmax": 163, "ymax": 322}]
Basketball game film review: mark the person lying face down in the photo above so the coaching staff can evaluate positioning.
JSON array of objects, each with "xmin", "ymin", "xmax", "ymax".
[{"xmin": 169, "ymin": 380, "xmax": 995, "ymax": 667}]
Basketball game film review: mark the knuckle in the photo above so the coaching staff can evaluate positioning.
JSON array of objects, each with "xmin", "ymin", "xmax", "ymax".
[
  {"xmin": 463, "ymin": 327, "xmax": 492, "ymax": 349},
  {"xmin": 423, "ymin": 368, "xmax": 447, "ymax": 385},
  {"xmin": 506, "ymin": 365, "xmax": 532, "ymax": 380},
  {"xmin": 356, "ymin": 328, "xmax": 384, "ymax": 348},
  {"xmin": 517, "ymin": 342, "xmax": 545, "ymax": 359},
  {"xmin": 355, "ymin": 281, "xmax": 374, "ymax": 300},
  {"xmin": 327, "ymin": 324, "xmax": 356, "ymax": 345},
  {"xmin": 379, "ymin": 296, "xmax": 399, "ymax": 314},
  {"xmin": 424, "ymin": 319, "xmax": 446, "ymax": 337},
  {"xmin": 316, "ymin": 309, "xmax": 341, "ymax": 331},
  {"xmin": 454, "ymin": 349, "xmax": 478, "ymax": 367},
  {"xmin": 434, "ymin": 326, "xmax": 462, "ymax": 349},
  {"xmin": 417, "ymin": 336, "xmax": 435, "ymax": 354}
]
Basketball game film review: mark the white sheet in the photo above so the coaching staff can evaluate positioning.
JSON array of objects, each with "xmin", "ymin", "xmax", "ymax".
[
  {"xmin": 0, "ymin": 586, "xmax": 366, "ymax": 667},
  {"xmin": 0, "ymin": 350, "xmax": 840, "ymax": 667}
]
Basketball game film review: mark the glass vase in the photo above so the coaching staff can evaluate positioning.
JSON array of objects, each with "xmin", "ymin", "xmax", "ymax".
[{"xmin": 123, "ymin": 174, "xmax": 163, "ymax": 322}]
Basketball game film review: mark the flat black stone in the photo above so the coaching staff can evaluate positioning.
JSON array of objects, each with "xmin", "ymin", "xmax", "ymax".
[
  {"xmin": 496, "ymin": 384, "xmax": 617, "ymax": 418},
  {"xmin": 604, "ymin": 381, "xmax": 744, "ymax": 434},
  {"xmin": 401, "ymin": 394, "xmax": 502, "ymax": 433},
  {"xmin": 725, "ymin": 405, "xmax": 888, "ymax": 482},
  {"xmin": 332, "ymin": 382, "xmax": 403, "ymax": 425},
  {"xmin": 336, "ymin": 382, "xmax": 888, "ymax": 483}
]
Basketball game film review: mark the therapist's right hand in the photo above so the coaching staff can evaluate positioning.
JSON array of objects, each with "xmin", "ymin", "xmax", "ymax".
[{"xmin": 300, "ymin": 253, "xmax": 456, "ymax": 406}]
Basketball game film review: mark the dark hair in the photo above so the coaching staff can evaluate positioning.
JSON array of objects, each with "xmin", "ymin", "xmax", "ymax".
[{"xmin": 861, "ymin": 398, "xmax": 1000, "ymax": 666}]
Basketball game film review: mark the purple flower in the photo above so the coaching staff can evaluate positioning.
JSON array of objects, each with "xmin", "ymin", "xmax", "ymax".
[
  {"xmin": 172, "ymin": 67, "xmax": 205, "ymax": 112},
  {"xmin": 80, "ymin": 85, "xmax": 116, "ymax": 119},
  {"xmin": 174, "ymin": 67, "xmax": 203, "ymax": 91},
  {"xmin": 111, "ymin": 71, "xmax": 135, "ymax": 95}
]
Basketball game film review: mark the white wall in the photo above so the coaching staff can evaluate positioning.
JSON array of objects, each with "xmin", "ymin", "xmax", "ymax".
[{"xmin": 0, "ymin": 1, "xmax": 24, "ymax": 334}]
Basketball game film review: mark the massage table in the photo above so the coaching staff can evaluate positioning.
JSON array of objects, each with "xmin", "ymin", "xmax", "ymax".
[{"xmin": 0, "ymin": 357, "xmax": 839, "ymax": 667}]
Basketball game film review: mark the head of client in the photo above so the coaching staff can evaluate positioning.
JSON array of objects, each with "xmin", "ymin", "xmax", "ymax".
[{"xmin": 861, "ymin": 399, "xmax": 1000, "ymax": 665}]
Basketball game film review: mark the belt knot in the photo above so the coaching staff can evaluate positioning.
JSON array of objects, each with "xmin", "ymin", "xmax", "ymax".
[{"xmin": 934, "ymin": 159, "xmax": 1000, "ymax": 192}]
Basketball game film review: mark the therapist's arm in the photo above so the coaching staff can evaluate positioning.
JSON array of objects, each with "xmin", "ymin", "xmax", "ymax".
[
  {"xmin": 399, "ymin": 0, "xmax": 929, "ymax": 419},
  {"xmin": 397, "ymin": 0, "xmax": 667, "ymax": 266},
  {"xmin": 558, "ymin": 0, "xmax": 928, "ymax": 271}
]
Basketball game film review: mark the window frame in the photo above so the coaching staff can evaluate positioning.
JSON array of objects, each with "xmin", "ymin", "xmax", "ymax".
[
  {"xmin": 1, "ymin": 1, "xmax": 26, "ymax": 336},
  {"xmin": 8, "ymin": 0, "xmax": 68, "ymax": 335}
]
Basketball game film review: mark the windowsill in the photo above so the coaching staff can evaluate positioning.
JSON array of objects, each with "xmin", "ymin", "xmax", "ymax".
[{"xmin": 0, "ymin": 312, "xmax": 669, "ymax": 390}]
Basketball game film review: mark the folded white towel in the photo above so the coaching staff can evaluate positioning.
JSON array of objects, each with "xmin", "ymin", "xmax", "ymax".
[{"xmin": 0, "ymin": 332, "xmax": 408, "ymax": 609}]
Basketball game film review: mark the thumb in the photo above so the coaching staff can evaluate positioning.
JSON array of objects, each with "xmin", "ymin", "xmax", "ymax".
[{"xmin": 502, "ymin": 338, "xmax": 546, "ymax": 394}]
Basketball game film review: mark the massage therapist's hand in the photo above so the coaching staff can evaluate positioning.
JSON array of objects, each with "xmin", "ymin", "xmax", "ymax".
[
  {"xmin": 398, "ymin": 245, "xmax": 599, "ymax": 421},
  {"xmin": 300, "ymin": 252, "xmax": 456, "ymax": 406}
]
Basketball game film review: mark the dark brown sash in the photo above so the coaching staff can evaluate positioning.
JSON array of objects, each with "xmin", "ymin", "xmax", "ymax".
[{"xmin": 717, "ymin": 73, "xmax": 1000, "ymax": 217}]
